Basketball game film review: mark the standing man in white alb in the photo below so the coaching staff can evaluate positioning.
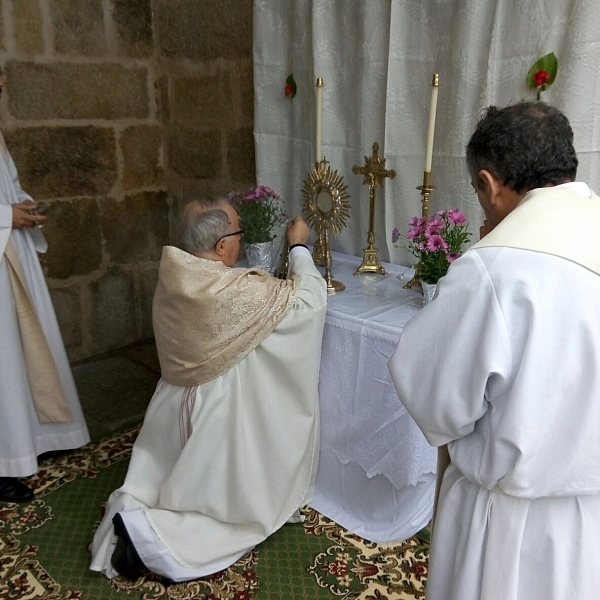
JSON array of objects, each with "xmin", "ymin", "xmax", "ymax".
[
  {"xmin": 0, "ymin": 67, "xmax": 90, "ymax": 503},
  {"xmin": 389, "ymin": 102, "xmax": 600, "ymax": 599}
]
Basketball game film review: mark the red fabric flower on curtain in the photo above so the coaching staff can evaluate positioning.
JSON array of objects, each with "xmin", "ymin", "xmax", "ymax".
[
  {"xmin": 526, "ymin": 53, "xmax": 558, "ymax": 100},
  {"xmin": 533, "ymin": 69, "xmax": 551, "ymax": 87},
  {"xmin": 284, "ymin": 74, "xmax": 297, "ymax": 100}
]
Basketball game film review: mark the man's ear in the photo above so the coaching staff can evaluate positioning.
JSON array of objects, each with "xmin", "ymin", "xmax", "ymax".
[
  {"xmin": 214, "ymin": 238, "xmax": 227, "ymax": 258},
  {"xmin": 478, "ymin": 169, "xmax": 502, "ymax": 205}
]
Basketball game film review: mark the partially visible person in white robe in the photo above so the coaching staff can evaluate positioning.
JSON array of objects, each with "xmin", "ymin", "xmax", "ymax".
[
  {"xmin": 0, "ymin": 108, "xmax": 90, "ymax": 501},
  {"xmin": 389, "ymin": 102, "xmax": 600, "ymax": 600},
  {"xmin": 91, "ymin": 198, "xmax": 327, "ymax": 582}
]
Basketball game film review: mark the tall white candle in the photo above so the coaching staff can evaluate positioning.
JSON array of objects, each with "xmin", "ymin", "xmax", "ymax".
[
  {"xmin": 316, "ymin": 77, "xmax": 324, "ymax": 163},
  {"xmin": 424, "ymin": 73, "xmax": 440, "ymax": 173}
]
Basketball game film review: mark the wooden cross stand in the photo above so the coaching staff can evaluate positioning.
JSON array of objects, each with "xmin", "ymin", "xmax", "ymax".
[{"xmin": 352, "ymin": 142, "xmax": 396, "ymax": 276}]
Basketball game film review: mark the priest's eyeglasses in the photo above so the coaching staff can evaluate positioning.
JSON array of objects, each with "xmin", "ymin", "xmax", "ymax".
[{"xmin": 217, "ymin": 229, "xmax": 244, "ymax": 244}]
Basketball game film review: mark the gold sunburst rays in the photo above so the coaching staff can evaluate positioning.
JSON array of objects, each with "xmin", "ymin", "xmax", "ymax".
[{"xmin": 301, "ymin": 162, "xmax": 351, "ymax": 238}]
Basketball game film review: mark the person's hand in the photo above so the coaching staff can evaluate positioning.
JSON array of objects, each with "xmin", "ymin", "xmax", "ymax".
[
  {"xmin": 11, "ymin": 201, "xmax": 47, "ymax": 229},
  {"xmin": 286, "ymin": 216, "xmax": 310, "ymax": 246},
  {"xmin": 479, "ymin": 219, "xmax": 493, "ymax": 240}
]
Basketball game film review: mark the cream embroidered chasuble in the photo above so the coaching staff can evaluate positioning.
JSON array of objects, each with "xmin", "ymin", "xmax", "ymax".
[{"xmin": 153, "ymin": 246, "xmax": 297, "ymax": 387}]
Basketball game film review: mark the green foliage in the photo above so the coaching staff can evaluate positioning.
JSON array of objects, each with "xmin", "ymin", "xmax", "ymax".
[
  {"xmin": 397, "ymin": 210, "xmax": 471, "ymax": 284},
  {"xmin": 229, "ymin": 185, "xmax": 286, "ymax": 244}
]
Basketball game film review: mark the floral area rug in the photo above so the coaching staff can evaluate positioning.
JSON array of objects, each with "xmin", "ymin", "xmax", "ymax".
[{"xmin": 0, "ymin": 424, "xmax": 429, "ymax": 599}]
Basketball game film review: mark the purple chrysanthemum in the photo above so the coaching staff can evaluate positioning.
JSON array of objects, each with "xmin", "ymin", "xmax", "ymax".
[
  {"xmin": 426, "ymin": 216, "xmax": 443, "ymax": 231},
  {"xmin": 407, "ymin": 226, "xmax": 423, "ymax": 240},
  {"xmin": 408, "ymin": 216, "xmax": 426, "ymax": 227},
  {"xmin": 447, "ymin": 209, "xmax": 466, "ymax": 224},
  {"xmin": 447, "ymin": 252, "xmax": 461, "ymax": 263},
  {"xmin": 391, "ymin": 227, "xmax": 400, "ymax": 243},
  {"xmin": 426, "ymin": 234, "xmax": 448, "ymax": 252}
]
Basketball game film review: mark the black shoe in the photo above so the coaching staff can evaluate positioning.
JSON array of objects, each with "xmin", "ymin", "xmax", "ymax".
[
  {"xmin": 38, "ymin": 449, "xmax": 71, "ymax": 461},
  {"xmin": 111, "ymin": 513, "xmax": 147, "ymax": 580},
  {"xmin": 0, "ymin": 477, "xmax": 34, "ymax": 503}
]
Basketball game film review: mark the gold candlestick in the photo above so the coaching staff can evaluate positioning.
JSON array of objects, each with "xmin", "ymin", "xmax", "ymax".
[
  {"xmin": 404, "ymin": 171, "xmax": 436, "ymax": 289},
  {"xmin": 353, "ymin": 142, "xmax": 396, "ymax": 276},
  {"xmin": 417, "ymin": 170, "xmax": 435, "ymax": 219}
]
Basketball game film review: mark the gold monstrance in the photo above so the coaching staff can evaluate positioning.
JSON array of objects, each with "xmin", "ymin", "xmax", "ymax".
[{"xmin": 353, "ymin": 142, "xmax": 396, "ymax": 276}]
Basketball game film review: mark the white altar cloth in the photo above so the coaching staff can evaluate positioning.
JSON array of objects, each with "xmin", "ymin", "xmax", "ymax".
[{"xmin": 310, "ymin": 252, "xmax": 438, "ymax": 543}]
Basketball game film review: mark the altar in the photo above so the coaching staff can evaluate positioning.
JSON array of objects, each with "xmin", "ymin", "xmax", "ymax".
[{"xmin": 310, "ymin": 251, "xmax": 437, "ymax": 543}]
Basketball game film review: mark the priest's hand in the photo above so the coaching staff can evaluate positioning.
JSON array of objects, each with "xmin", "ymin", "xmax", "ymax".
[
  {"xmin": 286, "ymin": 216, "xmax": 310, "ymax": 246},
  {"xmin": 11, "ymin": 202, "xmax": 47, "ymax": 229},
  {"xmin": 479, "ymin": 219, "xmax": 492, "ymax": 239}
]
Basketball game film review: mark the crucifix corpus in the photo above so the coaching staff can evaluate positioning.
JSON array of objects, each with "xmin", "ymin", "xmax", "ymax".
[{"xmin": 352, "ymin": 142, "xmax": 396, "ymax": 276}]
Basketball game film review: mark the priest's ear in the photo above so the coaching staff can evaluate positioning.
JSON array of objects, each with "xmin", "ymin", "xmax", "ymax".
[
  {"xmin": 477, "ymin": 169, "xmax": 503, "ymax": 204},
  {"xmin": 214, "ymin": 236, "xmax": 228, "ymax": 259}
]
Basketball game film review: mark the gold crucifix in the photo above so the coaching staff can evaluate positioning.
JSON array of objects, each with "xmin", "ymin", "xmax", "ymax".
[{"xmin": 352, "ymin": 142, "xmax": 396, "ymax": 276}]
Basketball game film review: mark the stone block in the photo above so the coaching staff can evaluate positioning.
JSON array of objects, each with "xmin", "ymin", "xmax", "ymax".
[
  {"xmin": 38, "ymin": 198, "xmax": 103, "ymax": 279},
  {"xmin": 227, "ymin": 127, "xmax": 255, "ymax": 184},
  {"xmin": 5, "ymin": 126, "xmax": 118, "ymax": 199},
  {"xmin": 158, "ymin": 0, "xmax": 252, "ymax": 61},
  {"xmin": 88, "ymin": 268, "xmax": 138, "ymax": 353},
  {"xmin": 6, "ymin": 61, "xmax": 149, "ymax": 120},
  {"xmin": 111, "ymin": 0, "xmax": 153, "ymax": 58},
  {"xmin": 48, "ymin": 285, "xmax": 82, "ymax": 359},
  {"xmin": 120, "ymin": 125, "xmax": 165, "ymax": 191},
  {"xmin": 13, "ymin": 0, "xmax": 44, "ymax": 55},
  {"xmin": 137, "ymin": 267, "xmax": 159, "ymax": 339},
  {"xmin": 51, "ymin": 0, "xmax": 106, "ymax": 56},
  {"xmin": 122, "ymin": 342, "xmax": 160, "ymax": 375},
  {"xmin": 73, "ymin": 355, "xmax": 157, "ymax": 436},
  {"xmin": 172, "ymin": 75, "xmax": 233, "ymax": 128},
  {"xmin": 156, "ymin": 75, "xmax": 170, "ymax": 123},
  {"xmin": 238, "ymin": 61, "xmax": 254, "ymax": 121},
  {"xmin": 167, "ymin": 127, "xmax": 222, "ymax": 180},
  {"xmin": 0, "ymin": 0, "xmax": 4, "ymax": 52},
  {"xmin": 101, "ymin": 191, "xmax": 169, "ymax": 264}
]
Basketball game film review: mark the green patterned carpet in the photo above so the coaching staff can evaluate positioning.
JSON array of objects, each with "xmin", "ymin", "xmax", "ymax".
[{"xmin": 0, "ymin": 425, "xmax": 429, "ymax": 599}]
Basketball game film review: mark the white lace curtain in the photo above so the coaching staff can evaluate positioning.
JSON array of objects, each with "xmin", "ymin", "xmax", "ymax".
[{"xmin": 254, "ymin": 0, "xmax": 600, "ymax": 265}]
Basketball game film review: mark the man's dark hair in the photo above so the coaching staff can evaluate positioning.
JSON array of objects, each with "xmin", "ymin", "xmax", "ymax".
[{"xmin": 466, "ymin": 101, "xmax": 578, "ymax": 194}]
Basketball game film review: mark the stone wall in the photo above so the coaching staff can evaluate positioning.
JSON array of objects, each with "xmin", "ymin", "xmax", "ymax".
[
  {"xmin": 155, "ymin": 0, "xmax": 255, "ymax": 223},
  {"xmin": 1, "ymin": 0, "xmax": 255, "ymax": 361}
]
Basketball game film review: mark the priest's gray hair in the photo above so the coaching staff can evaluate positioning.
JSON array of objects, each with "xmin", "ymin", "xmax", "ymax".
[{"xmin": 178, "ymin": 197, "xmax": 232, "ymax": 256}]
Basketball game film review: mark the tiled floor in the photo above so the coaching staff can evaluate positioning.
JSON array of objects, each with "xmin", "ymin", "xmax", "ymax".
[{"xmin": 72, "ymin": 341, "xmax": 160, "ymax": 440}]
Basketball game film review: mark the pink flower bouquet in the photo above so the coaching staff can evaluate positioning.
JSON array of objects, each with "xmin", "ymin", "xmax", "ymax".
[
  {"xmin": 392, "ymin": 209, "xmax": 470, "ymax": 284},
  {"xmin": 228, "ymin": 185, "xmax": 287, "ymax": 244}
]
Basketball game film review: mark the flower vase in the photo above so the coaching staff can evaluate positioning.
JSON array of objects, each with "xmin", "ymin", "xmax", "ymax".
[
  {"xmin": 245, "ymin": 241, "xmax": 274, "ymax": 272},
  {"xmin": 422, "ymin": 281, "xmax": 437, "ymax": 305}
]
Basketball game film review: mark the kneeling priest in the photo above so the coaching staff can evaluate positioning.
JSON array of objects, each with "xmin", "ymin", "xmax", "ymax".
[{"xmin": 91, "ymin": 197, "xmax": 327, "ymax": 581}]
